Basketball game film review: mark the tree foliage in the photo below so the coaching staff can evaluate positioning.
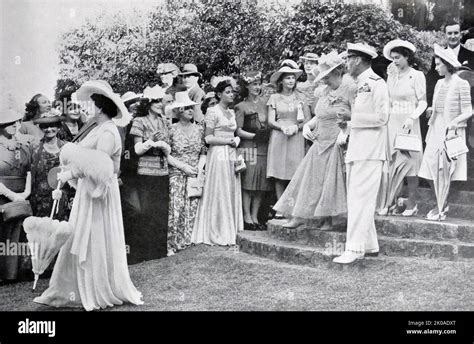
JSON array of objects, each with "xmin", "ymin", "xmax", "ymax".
[{"xmin": 56, "ymin": 0, "xmax": 442, "ymax": 97}]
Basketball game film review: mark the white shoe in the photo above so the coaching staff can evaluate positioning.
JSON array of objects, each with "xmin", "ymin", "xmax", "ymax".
[
  {"xmin": 167, "ymin": 249, "xmax": 175, "ymax": 257},
  {"xmin": 332, "ymin": 251, "xmax": 364, "ymax": 264}
]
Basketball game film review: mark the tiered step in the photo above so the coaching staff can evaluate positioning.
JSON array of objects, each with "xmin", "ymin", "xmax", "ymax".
[{"xmin": 237, "ymin": 215, "xmax": 474, "ymax": 268}]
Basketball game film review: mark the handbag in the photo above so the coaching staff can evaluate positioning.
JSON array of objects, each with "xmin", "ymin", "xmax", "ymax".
[
  {"xmin": 234, "ymin": 153, "xmax": 247, "ymax": 174},
  {"xmin": 187, "ymin": 170, "xmax": 205, "ymax": 198},
  {"xmin": 393, "ymin": 129, "xmax": 422, "ymax": 152},
  {"xmin": 444, "ymin": 129, "xmax": 469, "ymax": 159},
  {"xmin": 0, "ymin": 200, "xmax": 33, "ymax": 222}
]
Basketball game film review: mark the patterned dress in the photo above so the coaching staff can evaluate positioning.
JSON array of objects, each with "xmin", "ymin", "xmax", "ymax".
[
  {"xmin": 30, "ymin": 139, "xmax": 70, "ymax": 220},
  {"xmin": 167, "ymin": 122, "xmax": 206, "ymax": 253}
]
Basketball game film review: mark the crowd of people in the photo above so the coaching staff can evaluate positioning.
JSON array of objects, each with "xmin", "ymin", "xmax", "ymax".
[{"xmin": 0, "ymin": 21, "xmax": 473, "ymax": 309}]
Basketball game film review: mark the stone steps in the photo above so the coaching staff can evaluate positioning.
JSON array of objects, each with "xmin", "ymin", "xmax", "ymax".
[
  {"xmin": 266, "ymin": 221, "xmax": 474, "ymax": 260},
  {"xmin": 416, "ymin": 187, "xmax": 474, "ymax": 204}
]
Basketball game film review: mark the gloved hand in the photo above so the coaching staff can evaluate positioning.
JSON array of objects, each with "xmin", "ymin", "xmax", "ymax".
[
  {"xmin": 57, "ymin": 170, "xmax": 74, "ymax": 184},
  {"xmin": 0, "ymin": 182, "xmax": 8, "ymax": 196},
  {"xmin": 134, "ymin": 139, "xmax": 154, "ymax": 155},
  {"xmin": 302, "ymin": 123, "xmax": 316, "ymax": 141},
  {"xmin": 232, "ymin": 136, "xmax": 241, "ymax": 147},
  {"xmin": 153, "ymin": 140, "xmax": 171, "ymax": 156},
  {"xmin": 52, "ymin": 189, "xmax": 63, "ymax": 201},
  {"xmin": 336, "ymin": 131, "xmax": 348, "ymax": 146}
]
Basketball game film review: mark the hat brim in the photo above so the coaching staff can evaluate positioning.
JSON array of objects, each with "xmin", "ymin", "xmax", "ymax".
[
  {"xmin": 179, "ymin": 72, "xmax": 202, "ymax": 78},
  {"xmin": 383, "ymin": 40, "xmax": 416, "ymax": 61},
  {"xmin": 75, "ymin": 83, "xmax": 132, "ymax": 127},
  {"xmin": 0, "ymin": 110, "xmax": 23, "ymax": 125},
  {"xmin": 270, "ymin": 69, "xmax": 303, "ymax": 85},
  {"xmin": 313, "ymin": 62, "xmax": 344, "ymax": 83},
  {"xmin": 300, "ymin": 56, "xmax": 319, "ymax": 62},
  {"xmin": 168, "ymin": 100, "xmax": 200, "ymax": 111},
  {"xmin": 347, "ymin": 49, "xmax": 378, "ymax": 60},
  {"xmin": 434, "ymin": 48, "xmax": 462, "ymax": 68},
  {"xmin": 33, "ymin": 116, "xmax": 66, "ymax": 125}
]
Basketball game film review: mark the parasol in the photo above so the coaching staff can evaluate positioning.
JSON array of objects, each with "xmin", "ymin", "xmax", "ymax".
[
  {"xmin": 378, "ymin": 150, "xmax": 413, "ymax": 214},
  {"xmin": 428, "ymin": 148, "xmax": 456, "ymax": 221},
  {"xmin": 23, "ymin": 167, "xmax": 73, "ymax": 290}
]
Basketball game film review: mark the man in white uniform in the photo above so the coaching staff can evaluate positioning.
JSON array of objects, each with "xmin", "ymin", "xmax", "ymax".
[{"xmin": 333, "ymin": 43, "xmax": 390, "ymax": 264}]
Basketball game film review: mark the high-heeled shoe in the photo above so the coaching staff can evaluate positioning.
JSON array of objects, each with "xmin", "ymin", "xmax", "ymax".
[
  {"xmin": 425, "ymin": 206, "xmax": 449, "ymax": 221},
  {"xmin": 402, "ymin": 204, "xmax": 418, "ymax": 217},
  {"xmin": 244, "ymin": 222, "xmax": 256, "ymax": 231},
  {"xmin": 282, "ymin": 218, "xmax": 305, "ymax": 228},
  {"xmin": 377, "ymin": 207, "xmax": 389, "ymax": 216}
]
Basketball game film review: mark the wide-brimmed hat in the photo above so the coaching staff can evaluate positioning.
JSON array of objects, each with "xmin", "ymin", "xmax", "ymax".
[
  {"xmin": 33, "ymin": 110, "xmax": 65, "ymax": 126},
  {"xmin": 142, "ymin": 85, "xmax": 166, "ymax": 101},
  {"xmin": 241, "ymin": 71, "xmax": 262, "ymax": 84},
  {"xmin": 270, "ymin": 66, "xmax": 303, "ymax": 85},
  {"xmin": 0, "ymin": 93, "xmax": 23, "ymax": 125},
  {"xmin": 383, "ymin": 39, "xmax": 417, "ymax": 61},
  {"xmin": 434, "ymin": 43, "xmax": 462, "ymax": 68},
  {"xmin": 299, "ymin": 52, "xmax": 319, "ymax": 62},
  {"xmin": 280, "ymin": 59, "xmax": 300, "ymax": 69},
  {"xmin": 179, "ymin": 63, "xmax": 202, "ymax": 78},
  {"xmin": 167, "ymin": 91, "xmax": 199, "ymax": 111},
  {"xmin": 313, "ymin": 51, "xmax": 345, "ymax": 82},
  {"xmin": 73, "ymin": 80, "xmax": 131, "ymax": 127},
  {"xmin": 347, "ymin": 42, "xmax": 378, "ymax": 59},
  {"xmin": 157, "ymin": 63, "xmax": 180, "ymax": 76},
  {"xmin": 121, "ymin": 91, "xmax": 142, "ymax": 105}
]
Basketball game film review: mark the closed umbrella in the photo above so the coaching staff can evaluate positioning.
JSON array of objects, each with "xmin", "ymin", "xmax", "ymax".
[
  {"xmin": 378, "ymin": 150, "xmax": 412, "ymax": 214},
  {"xmin": 428, "ymin": 148, "xmax": 456, "ymax": 221}
]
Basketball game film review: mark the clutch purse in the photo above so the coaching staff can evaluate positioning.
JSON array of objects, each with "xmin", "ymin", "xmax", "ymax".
[
  {"xmin": 445, "ymin": 129, "xmax": 469, "ymax": 159},
  {"xmin": 394, "ymin": 130, "xmax": 422, "ymax": 152},
  {"xmin": 234, "ymin": 153, "xmax": 246, "ymax": 174},
  {"xmin": 0, "ymin": 200, "xmax": 33, "ymax": 222},
  {"xmin": 187, "ymin": 171, "xmax": 205, "ymax": 198}
]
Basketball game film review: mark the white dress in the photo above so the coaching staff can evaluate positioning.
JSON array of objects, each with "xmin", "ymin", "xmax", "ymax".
[
  {"xmin": 34, "ymin": 120, "xmax": 143, "ymax": 311},
  {"xmin": 191, "ymin": 106, "xmax": 243, "ymax": 245}
]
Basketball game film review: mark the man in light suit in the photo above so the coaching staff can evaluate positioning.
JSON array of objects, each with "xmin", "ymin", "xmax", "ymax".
[{"xmin": 333, "ymin": 43, "xmax": 390, "ymax": 264}]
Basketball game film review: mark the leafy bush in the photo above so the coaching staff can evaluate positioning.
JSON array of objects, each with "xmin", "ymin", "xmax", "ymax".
[{"xmin": 56, "ymin": 0, "xmax": 441, "ymax": 97}]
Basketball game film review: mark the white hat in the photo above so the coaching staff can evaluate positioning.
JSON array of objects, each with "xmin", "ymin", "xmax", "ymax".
[
  {"xmin": 270, "ymin": 66, "xmax": 303, "ymax": 85},
  {"xmin": 0, "ymin": 93, "xmax": 23, "ymax": 124},
  {"xmin": 434, "ymin": 43, "xmax": 461, "ymax": 68},
  {"xmin": 280, "ymin": 59, "xmax": 299, "ymax": 69},
  {"xmin": 157, "ymin": 63, "xmax": 180, "ymax": 76},
  {"xmin": 299, "ymin": 52, "xmax": 319, "ymax": 62},
  {"xmin": 383, "ymin": 39, "xmax": 416, "ymax": 61},
  {"xmin": 73, "ymin": 80, "xmax": 131, "ymax": 127},
  {"xmin": 167, "ymin": 91, "xmax": 199, "ymax": 111},
  {"xmin": 347, "ymin": 42, "xmax": 378, "ymax": 59},
  {"xmin": 313, "ymin": 51, "xmax": 345, "ymax": 82},
  {"xmin": 121, "ymin": 91, "xmax": 142, "ymax": 104},
  {"xmin": 143, "ymin": 85, "xmax": 166, "ymax": 101}
]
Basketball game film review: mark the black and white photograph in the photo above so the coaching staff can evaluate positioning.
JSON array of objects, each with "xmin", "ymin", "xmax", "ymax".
[{"xmin": 0, "ymin": 0, "xmax": 473, "ymax": 340}]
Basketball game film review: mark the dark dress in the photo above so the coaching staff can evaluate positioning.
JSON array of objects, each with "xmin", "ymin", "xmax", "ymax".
[
  {"xmin": 128, "ymin": 115, "xmax": 170, "ymax": 263},
  {"xmin": 235, "ymin": 98, "xmax": 272, "ymax": 191},
  {"xmin": 0, "ymin": 135, "xmax": 33, "ymax": 281}
]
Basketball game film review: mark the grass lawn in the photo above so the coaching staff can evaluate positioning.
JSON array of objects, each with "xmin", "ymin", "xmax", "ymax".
[{"xmin": 0, "ymin": 245, "xmax": 473, "ymax": 311}]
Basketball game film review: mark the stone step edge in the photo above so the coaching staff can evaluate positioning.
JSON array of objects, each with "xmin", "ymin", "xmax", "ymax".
[{"xmin": 266, "ymin": 225, "xmax": 474, "ymax": 259}]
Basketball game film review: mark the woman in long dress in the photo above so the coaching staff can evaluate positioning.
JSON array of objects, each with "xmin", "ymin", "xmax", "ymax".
[
  {"xmin": 0, "ymin": 94, "xmax": 33, "ymax": 284},
  {"xmin": 267, "ymin": 66, "xmax": 310, "ymax": 218},
  {"xmin": 166, "ymin": 91, "xmax": 206, "ymax": 255},
  {"xmin": 235, "ymin": 71, "xmax": 272, "ymax": 231},
  {"xmin": 274, "ymin": 52, "xmax": 356, "ymax": 229},
  {"xmin": 380, "ymin": 40, "xmax": 427, "ymax": 216},
  {"xmin": 129, "ymin": 85, "xmax": 171, "ymax": 262},
  {"xmin": 34, "ymin": 80, "xmax": 143, "ymax": 311},
  {"xmin": 418, "ymin": 45, "xmax": 472, "ymax": 221},
  {"xmin": 191, "ymin": 80, "xmax": 243, "ymax": 246}
]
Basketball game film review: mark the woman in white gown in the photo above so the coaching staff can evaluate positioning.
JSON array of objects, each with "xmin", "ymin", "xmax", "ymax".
[{"xmin": 34, "ymin": 81, "xmax": 143, "ymax": 311}]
